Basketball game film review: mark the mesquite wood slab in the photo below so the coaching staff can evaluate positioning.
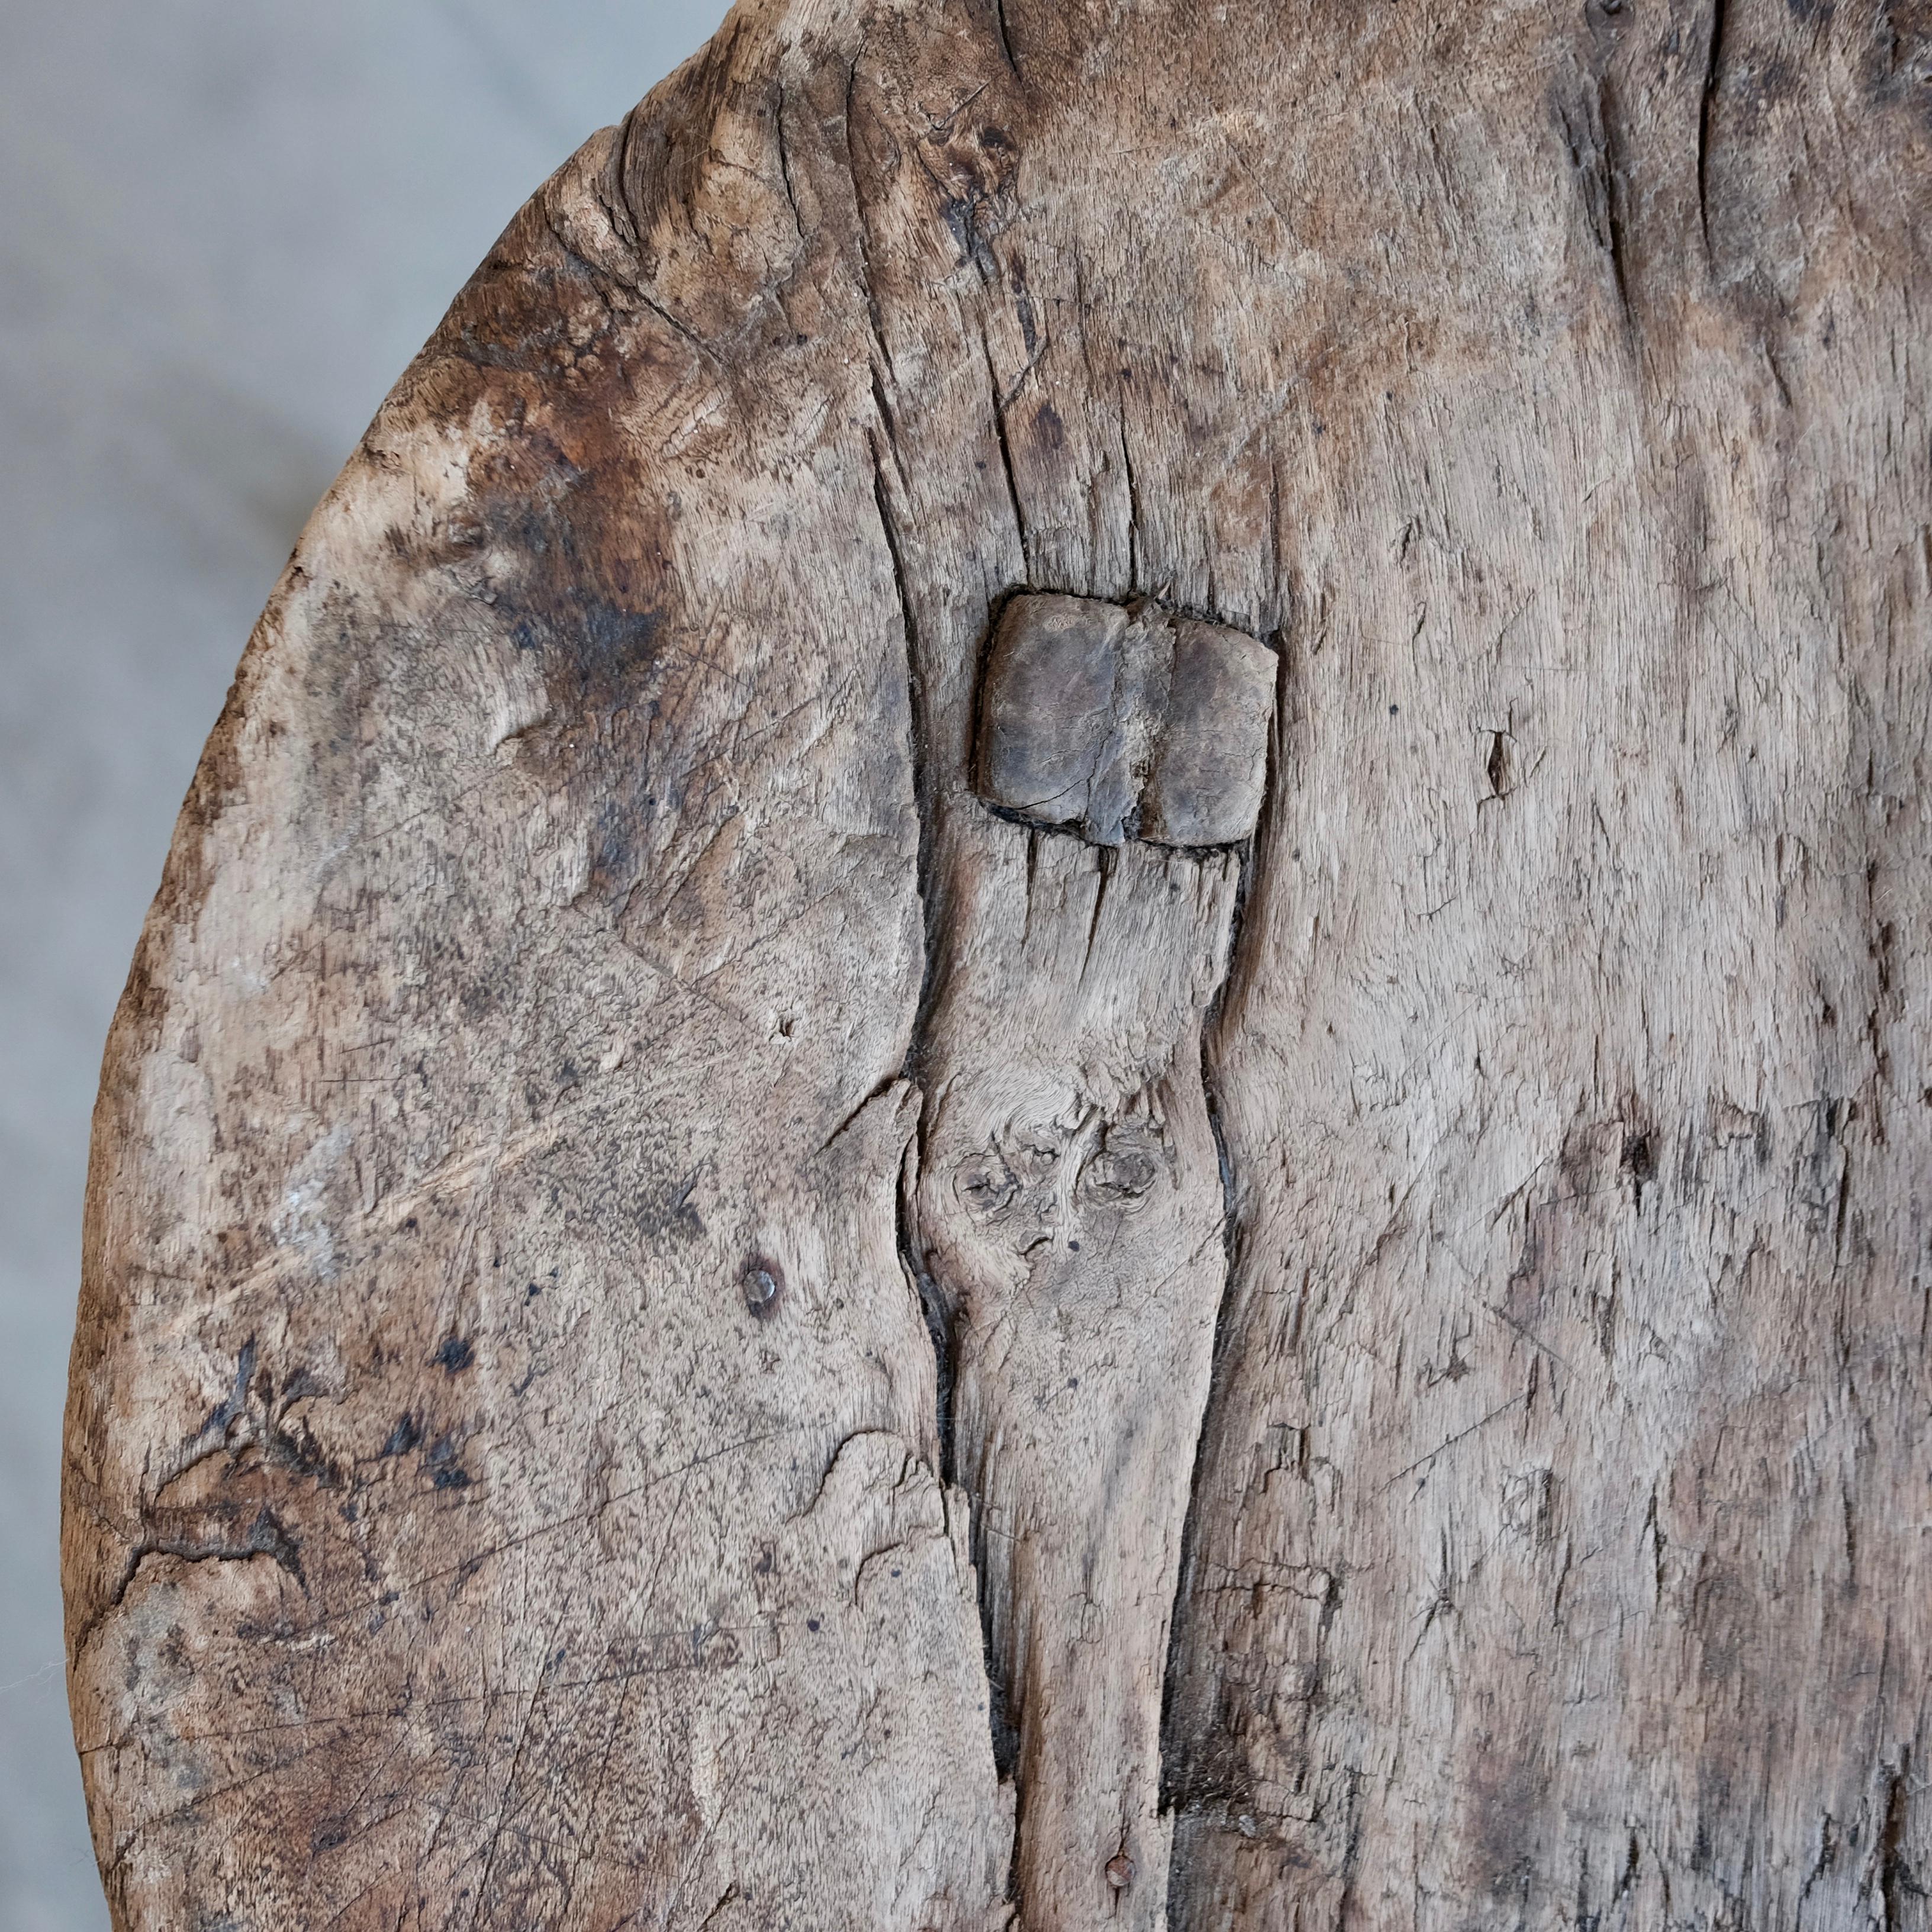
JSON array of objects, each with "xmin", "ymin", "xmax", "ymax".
[{"xmin": 64, "ymin": 1, "xmax": 1932, "ymax": 1928}]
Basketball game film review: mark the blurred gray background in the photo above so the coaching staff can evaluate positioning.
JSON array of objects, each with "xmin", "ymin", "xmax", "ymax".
[{"xmin": 0, "ymin": 4, "xmax": 729, "ymax": 1921}]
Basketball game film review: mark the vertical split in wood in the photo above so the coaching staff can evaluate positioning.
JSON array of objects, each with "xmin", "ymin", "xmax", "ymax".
[{"xmin": 902, "ymin": 593, "xmax": 1273, "ymax": 1927}]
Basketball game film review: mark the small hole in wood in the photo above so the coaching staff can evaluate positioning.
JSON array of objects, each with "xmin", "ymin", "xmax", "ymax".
[{"xmin": 742, "ymin": 1259, "xmax": 784, "ymax": 1318}]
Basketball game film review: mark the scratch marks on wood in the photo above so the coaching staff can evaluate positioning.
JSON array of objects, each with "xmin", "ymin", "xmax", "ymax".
[{"xmin": 65, "ymin": 0, "xmax": 1932, "ymax": 1923}]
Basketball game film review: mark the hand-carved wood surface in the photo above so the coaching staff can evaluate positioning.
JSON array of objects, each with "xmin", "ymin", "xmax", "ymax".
[{"xmin": 64, "ymin": 1, "xmax": 1932, "ymax": 1927}]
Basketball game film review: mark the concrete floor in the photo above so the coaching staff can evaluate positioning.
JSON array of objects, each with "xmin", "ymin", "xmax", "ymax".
[{"xmin": 0, "ymin": 5, "xmax": 729, "ymax": 1921}]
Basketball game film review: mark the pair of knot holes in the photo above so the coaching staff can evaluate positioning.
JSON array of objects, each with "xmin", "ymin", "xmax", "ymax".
[
  {"xmin": 742, "ymin": 1258, "xmax": 784, "ymax": 1319},
  {"xmin": 955, "ymin": 1136, "xmax": 1163, "ymax": 1222}
]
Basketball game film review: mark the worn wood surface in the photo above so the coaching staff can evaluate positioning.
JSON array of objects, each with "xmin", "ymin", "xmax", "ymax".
[{"xmin": 64, "ymin": 0, "xmax": 1932, "ymax": 1926}]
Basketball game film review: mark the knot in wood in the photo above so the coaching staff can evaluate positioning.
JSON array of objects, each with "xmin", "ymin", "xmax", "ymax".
[{"xmin": 950, "ymin": 1114, "xmax": 1169, "ymax": 1240}]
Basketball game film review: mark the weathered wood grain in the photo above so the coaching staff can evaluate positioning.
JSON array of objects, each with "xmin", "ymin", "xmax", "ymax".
[
  {"xmin": 64, "ymin": 0, "xmax": 1932, "ymax": 1927},
  {"xmin": 912, "ymin": 822, "xmax": 1243, "ymax": 1925}
]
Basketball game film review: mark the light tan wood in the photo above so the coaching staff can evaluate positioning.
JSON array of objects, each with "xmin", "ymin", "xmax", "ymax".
[
  {"xmin": 64, "ymin": 0, "xmax": 1932, "ymax": 1927},
  {"xmin": 913, "ymin": 820, "xmax": 1242, "ymax": 1925}
]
